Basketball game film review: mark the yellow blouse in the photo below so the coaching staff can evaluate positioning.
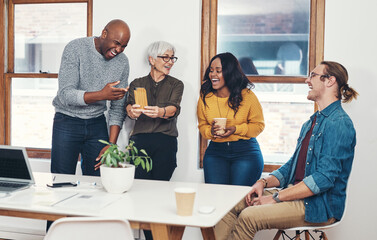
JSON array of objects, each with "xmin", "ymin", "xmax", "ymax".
[{"xmin": 197, "ymin": 88, "xmax": 265, "ymax": 142}]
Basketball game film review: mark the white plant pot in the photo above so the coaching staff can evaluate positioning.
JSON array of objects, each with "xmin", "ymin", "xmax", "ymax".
[{"xmin": 100, "ymin": 164, "xmax": 135, "ymax": 194}]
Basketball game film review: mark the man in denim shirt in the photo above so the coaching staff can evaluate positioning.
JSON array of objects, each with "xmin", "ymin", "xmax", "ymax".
[{"xmin": 216, "ymin": 61, "xmax": 359, "ymax": 240}]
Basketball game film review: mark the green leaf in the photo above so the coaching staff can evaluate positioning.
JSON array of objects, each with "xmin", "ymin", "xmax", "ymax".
[
  {"xmin": 110, "ymin": 152, "xmax": 121, "ymax": 162},
  {"xmin": 134, "ymin": 157, "xmax": 141, "ymax": 166},
  {"xmin": 146, "ymin": 159, "xmax": 150, "ymax": 172},
  {"xmin": 110, "ymin": 145, "xmax": 118, "ymax": 152},
  {"xmin": 99, "ymin": 139, "xmax": 110, "ymax": 145},
  {"xmin": 113, "ymin": 141, "xmax": 154, "ymax": 172},
  {"xmin": 111, "ymin": 157, "xmax": 118, "ymax": 168},
  {"xmin": 140, "ymin": 149, "xmax": 148, "ymax": 156},
  {"xmin": 133, "ymin": 146, "xmax": 138, "ymax": 155},
  {"xmin": 139, "ymin": 158, "xmax": 145, "ymax": 169},
  {"xmin": 106, "ymin": 154, "xmax": 112, "ymax": 167}
]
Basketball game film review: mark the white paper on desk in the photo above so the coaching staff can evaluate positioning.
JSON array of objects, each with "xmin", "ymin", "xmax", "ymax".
[
  {"xmin": 53, "ymin": 192, "xmax": 121, "ymax": 211},
  {"xmin": 0, "ymin": 190, "xmax": 78, "ymax": 207}
]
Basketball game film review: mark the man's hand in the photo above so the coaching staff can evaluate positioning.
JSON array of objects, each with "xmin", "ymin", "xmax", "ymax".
[
  {"xmin": 94, "ymin": 145, "xmax": 110, "ymax": 170},
  {"xmin": 251, "ymin": 195, "xmax": 276, "ymax": 206},
  {"xmin": 84, "ymin": 81, "xmax": 128, "ymax": 104},
  {"xmin": 245, "ymin": 180, "xmax": 265, "ymax": 206},
  {"xmin": 100, "ymin": 81, "xmax": 128, "ymax": 101}
]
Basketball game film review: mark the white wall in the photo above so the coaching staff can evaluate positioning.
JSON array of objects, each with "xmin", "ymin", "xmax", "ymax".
[
  {"xmin": 93, "ymin": 0, "xmax": 204, "ymax": 184},
  {"xmin": 321, "ymin": 0, "xmax": 377, "ymax": 239}
]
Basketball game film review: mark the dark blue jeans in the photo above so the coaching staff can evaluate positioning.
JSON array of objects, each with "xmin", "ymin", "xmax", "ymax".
[
  {"xmin": 203, "ymin": 138, "xmax": 264, "ymax": 186},
  {"xmin": 51, "ymin": 112, "xmax": 109, "ymax": 176}
]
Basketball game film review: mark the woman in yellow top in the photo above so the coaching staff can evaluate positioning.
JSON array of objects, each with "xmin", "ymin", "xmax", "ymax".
[{"xmin": 197, "ymin": 52, "xmax": 265, "ymax": 186}]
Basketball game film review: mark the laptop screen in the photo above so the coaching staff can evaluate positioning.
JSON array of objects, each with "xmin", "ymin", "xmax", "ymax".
[{"xmin": 0, "ymin": 147, "xmax": 32, "ymax": 180}]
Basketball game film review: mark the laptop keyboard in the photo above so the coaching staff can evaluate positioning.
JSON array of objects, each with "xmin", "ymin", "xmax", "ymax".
[{"xmin": 0, "ymin": 182, "xmax": 29, "ymax": 188}]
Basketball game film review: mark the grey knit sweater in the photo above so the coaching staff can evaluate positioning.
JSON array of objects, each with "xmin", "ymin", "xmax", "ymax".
[{"xmin": 52, "ymin": 37, "xmax": 129, "ymax": 127}]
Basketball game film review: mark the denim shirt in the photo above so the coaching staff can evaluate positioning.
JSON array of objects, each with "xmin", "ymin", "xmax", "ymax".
[{"xmin": 271, "ymin": 100, "xmax": 356, "ymax": 223}]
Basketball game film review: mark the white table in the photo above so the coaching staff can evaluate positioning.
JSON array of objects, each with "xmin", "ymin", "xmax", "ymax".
[{"xmin": 0, "ymin": 172, "xmax": 250, "ymax": 240}]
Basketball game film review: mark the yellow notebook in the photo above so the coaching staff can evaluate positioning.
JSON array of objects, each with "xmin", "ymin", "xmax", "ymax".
[{"xmin": 134, "ymin": 88, "xmax": 148, "ymax": 109}]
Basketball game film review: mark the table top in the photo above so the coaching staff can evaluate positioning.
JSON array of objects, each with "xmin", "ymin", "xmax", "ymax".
[{"xmin": 0, "ymin": 172, "xmax": 251, "ymax": 228}]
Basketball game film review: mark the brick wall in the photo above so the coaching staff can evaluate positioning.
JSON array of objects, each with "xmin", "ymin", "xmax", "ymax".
[
  {"xmin": 15, "ymin": 3, "xmax": 87, "ymax": 38},
  {"xmin": 218, "ymin": 12, "xmax": 309, "ymax": 34}
]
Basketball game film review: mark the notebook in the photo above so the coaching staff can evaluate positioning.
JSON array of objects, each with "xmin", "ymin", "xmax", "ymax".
[{"xmin": 0, "ymin": 145, "xmax": 35, "ymax": 193}]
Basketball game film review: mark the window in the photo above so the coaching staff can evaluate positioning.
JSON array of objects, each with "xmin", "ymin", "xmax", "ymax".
[
  {"xmin": 217, "ymin": 0, "xmax": 310, "ymax": 76},
  {"xmin": 1, "ymin": 0, "xmax": 92, "ymax": 158},
  {"xmin": 200, "ymin": 0, "xmax": 325, "ymax": 171}
]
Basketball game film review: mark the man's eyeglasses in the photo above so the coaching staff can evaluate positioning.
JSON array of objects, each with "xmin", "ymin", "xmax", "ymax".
[
  {"xmin": 309, "ymin": 72, "xmax": 331, "ymax": 80},
  {"xmin": 157, "ymin": 56, "xmax": 178, "ymax": 63}
]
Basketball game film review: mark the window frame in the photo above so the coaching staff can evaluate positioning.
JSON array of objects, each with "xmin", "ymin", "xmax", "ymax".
[
  {"xmin": 0, "ymin": 0, "xmax": 93, "ymax": 158},
  {"xmin": 200, "ymin": 0, "xmax": 325, "ymax": 171}
]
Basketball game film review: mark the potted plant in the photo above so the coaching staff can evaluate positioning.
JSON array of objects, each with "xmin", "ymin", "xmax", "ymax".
[{"xmin": 98, "ymin": 140, "xmax": 152, "ymax": 194}]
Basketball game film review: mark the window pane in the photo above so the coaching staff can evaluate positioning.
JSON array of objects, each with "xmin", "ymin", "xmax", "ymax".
[
  {"xmin": 253, "ymin": 83, "xmax": 313, "ymax": 164},
  {"xmin": 11, "ymin": 78, "xmax": 58, "ymax": 148},
  {"xmin": 217, "ymin": 0, "xmax": 310, "ymax": 76},
  {"xmin": 14, "ymin": 3, "xmax": 87, "ymax": 73}
]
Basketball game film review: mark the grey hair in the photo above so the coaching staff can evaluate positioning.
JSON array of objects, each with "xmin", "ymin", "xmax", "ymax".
[{"xmin": 147, "ymin": 41, "xmax": 176, "ymax": 65}]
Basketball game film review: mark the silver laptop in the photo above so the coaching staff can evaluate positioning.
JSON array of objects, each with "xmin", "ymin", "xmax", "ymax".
[{"xmin": 0, "ymin": 145, "xmax": 35, "ymax": 192}]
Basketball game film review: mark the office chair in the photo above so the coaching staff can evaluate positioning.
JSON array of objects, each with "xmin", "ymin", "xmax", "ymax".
[
  {"xmin": 273, "ymin": 195, "xmax": 348, "ymax": 240},
  {"xmin": 44, "ymin": 217, "xmax": 134, "ymax": 240},
  {"xmin": 273, "ymin": 221, "xmax": 342, "ymax": 240}
]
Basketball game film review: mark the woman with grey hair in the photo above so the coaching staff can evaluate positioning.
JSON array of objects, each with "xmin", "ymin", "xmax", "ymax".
[
  {"xmin": 126, "ymin": 41, "xmax": 183, "ymax": 239},
  {"xmin": 126, "ymin": 41, "xmax": 184, "ymax": 180}
]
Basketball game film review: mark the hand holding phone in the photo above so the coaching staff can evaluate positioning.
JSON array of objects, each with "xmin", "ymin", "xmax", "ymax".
[{"xmin": 46, "ymin": 182, "xmax": 77, "ymax": 188}]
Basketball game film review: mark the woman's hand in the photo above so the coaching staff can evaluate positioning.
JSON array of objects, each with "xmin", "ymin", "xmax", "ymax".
[
  {"xmin": 220, "ymin": 126, "xmax": 236, "ymax": 137},
  {"xmin": 211, "ymin": 121, "xmax": 222, "ymax": 137},
  {"xmin": 127, "ymin": 104, "xmax": 143, "ymax": 119},
  {"xmin": 143, "ymin": 106, "xmax": 163, "ymax": 118},
  {"xmin": 212, "ymin": 125, "xmax": 236, "ymax": 138}
]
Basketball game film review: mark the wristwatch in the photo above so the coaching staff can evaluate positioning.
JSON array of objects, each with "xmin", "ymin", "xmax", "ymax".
[
  {"xmin": 272, "ymin": 192, "xmax": 283, "ymax": 203},
  {"xmin": 258, "ymin": 178, "xmax": 268, "ymax": 188}
]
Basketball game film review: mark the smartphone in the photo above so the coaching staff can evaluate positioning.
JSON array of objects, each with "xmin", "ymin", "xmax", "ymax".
[{"xmin": 46, "ymin": 182, "xmax": 77, "ymax": 188}]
